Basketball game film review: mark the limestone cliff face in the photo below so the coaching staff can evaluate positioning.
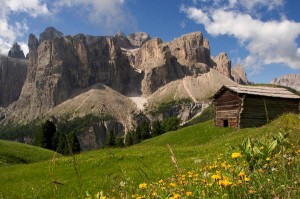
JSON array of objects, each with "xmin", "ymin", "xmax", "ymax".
[
  {"xmin": 212, "ymin": 52, "xmax": 232, "ymax": 79},
  {"xmin": 232, "ymin": 64, "xmax": 251, "ymax": 85},
  {"xmin": 7, "ymin": 28, "xmax": 139, "ymax": 122},
  {"xmin": 2, "ymin": 28, "xmax": 250, "ymax": 125},
  {"xmin": 129, "ymin": 32, "xmax": 212, "ymax": 95},
  {"xmin": 0, "ymin": 55, "xmax": 28, "ymax": 108},
  {"xmin": 270, "ymin": 74, "xmax": 300, "ymax": 91}
]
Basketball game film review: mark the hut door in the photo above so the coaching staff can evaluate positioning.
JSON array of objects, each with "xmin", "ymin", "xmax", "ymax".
[{"xmin": 223, "ymin": 119, "xmax": 229, "ymax": 127}]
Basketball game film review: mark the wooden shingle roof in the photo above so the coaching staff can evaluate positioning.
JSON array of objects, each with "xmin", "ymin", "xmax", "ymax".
[{"xmin": 214, "ymin": 85, "xmax": 300, "ymax": 99}]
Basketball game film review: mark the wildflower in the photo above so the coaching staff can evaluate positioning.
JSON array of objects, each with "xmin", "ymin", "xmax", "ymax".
[
  {"xmin": 158, "ymin": 179, "xmax": 164, "ymax": 183},
  {"xmin": 266, "ymin": 157, "xmax": 271, "ymax": 161},
  {"xmin": 238, "ymin": 171, "xmax": 246, "ymax": 178},
  {"xmin": 249, "ymin": 190, "xmax": 256, "ymax": 194},
  {"xmin": 139, "ymin": 183, "xmax": 147, "ymax": 189},
  {"xmin": 186, "ymin": 191, "xmax": 192, "ymax": 196},
  {"xmin": 219, "ymin": 179, "xmax": 232, "ymax": 187},
  {"xmin": 244, "ymin": 176, "xmax": 250, "ymax": 182},
  {"xmin": 211, "ymin": 174, "xmax": 221, "ymax": 181},
  {"xmin": 172, "ymin": 193, "xmax": 181, "ymax": 199},
  {"xmin": 169, "ymin": 182, "xmax": 176, "ymax": 187},
  {"xmin": 232, "ymin": 152, "xmax": 242, "ymax": 158}
]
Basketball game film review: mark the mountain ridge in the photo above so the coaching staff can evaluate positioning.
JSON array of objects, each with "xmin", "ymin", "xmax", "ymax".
[{"xmin": 0, "ymin": 27, "xmax": 251, "ymax": 150}]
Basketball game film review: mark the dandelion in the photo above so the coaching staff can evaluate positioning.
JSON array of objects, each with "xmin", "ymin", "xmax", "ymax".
[
  {"xmin": 169, "ymin": 182, "xmax": 176, "ymax": 187},
  {"xmin": 139, "ymin": 183, "xmax": 147, "ymax": 189},
  {"xmin": 232, "ymin": 152, "xmax": 242, "ymax": 158},
  {"xmin": 186, "ymin": 191, "xmax": 192, "ymax": 196},
  {"xmin": 266, "ymin": 157, "xmax": 271, "ymax": 161}
]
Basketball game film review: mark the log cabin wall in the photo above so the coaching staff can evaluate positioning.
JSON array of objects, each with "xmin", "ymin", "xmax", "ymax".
[
  {"xmin": 240, "ymin": 95, "xmax": 299, "ymax": 128},
  {"xmin": 213, "ymin": 90, "xmax": 242, "ymax": 128}
]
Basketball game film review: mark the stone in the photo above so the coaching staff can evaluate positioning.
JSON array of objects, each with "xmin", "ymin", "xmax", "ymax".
[
  {"xmin": 231, "ymin": 64, "xmax": 251, "ymax": 85},
  {"xmin": 212, "ymin": 52, "xmax": 232, "ymax": 79},
  {"xmin": 8, "ymin": 42, "xmax": 25, "ymax": 59},
  {"xmin": 0, "ymin": 55, "xmax": 28, "ymax": 108},
  {"xmin": 127, "ymin": 32, "xmax": 151, "ymax": 47},
  {"xmin": 270, "ymin": 74, "xmax": 300, "ymax": 91},
  {"xmin": 39, "ymin": 27, "xmax": 63, "ymax": 43}
]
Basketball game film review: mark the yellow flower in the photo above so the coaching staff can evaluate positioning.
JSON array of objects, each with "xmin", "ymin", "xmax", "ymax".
[
  {"xmin": 186, "ymin": 191, "xmax": 192, "ymax": 196},
  {"xmin": 238, "ymin": 171, "xmax": 246, "ymax": 178},
  {"xmin": 169, "ymin": 182, "xmax": 176, "ymax": 187},
  {"xmin": 266, "ymin": 157, "xmax": 271, "ymax": 161},
  {"xmin": 249, "ymin": 190, "xmax": 256, "ymax": 194},
  {"xmin": 219, "ymin": 179, "xmax": 232, "ymax": 187},
  {"xmin": 139, "ymin": 183, "xmax": 147, "ymax": 189},
  {"xmin": 244, "ymin": 176, "xmax": 250, "ymax": 182},
  {"xmin": 211, "ymin": 174, "xmax": 221, "ymax": 180},
  {"xmin": 173, "ymin": 193, "xmax": 181, "ymax": 199},
  {"xmin": 158, "ymin": 179, "xmax": 164, "ymax": 183},
  {"xmin": 232, "ymin": 152, "xmax": 242, "ymax": 158}
]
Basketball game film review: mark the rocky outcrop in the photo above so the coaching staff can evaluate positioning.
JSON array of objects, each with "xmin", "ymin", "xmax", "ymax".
[
  {"xmin": 5, "ymin": 27, "xmax": 140, "ymax": 122},
  {"xmin": 0, "ymin": 55, "xmax": 28, "ymax": 108},
  {"xmin": 212, "ymin": 52, "xmax": 232, "ymax": 79},
  {"xmin": 2, "ymin": 28, "xmax": 249, "ymax": 129},
  {"xmin": 8, "ymin": 42, "xmax": 25, "ymax": 59},
  {"xmin": 128, "ymin": 32, "xmax": 151, "ymax": 47},
  {"xmin": 115, "ymin": 32, "xmax": 133, "ymax": 49},
  {"xmin": 232, "ymin": 64, "xmax": 251, "ymax": 85},
  {"xmin": 39, "ymin": 27, "xmax": 63, "ymax": 43},
  {"xmin": 270, "ymin": 74, "xmax": 300, "ymax": 92},
  {"xmin": 78, "ymin": 120, "xmax": 124, "ymax": 150}
]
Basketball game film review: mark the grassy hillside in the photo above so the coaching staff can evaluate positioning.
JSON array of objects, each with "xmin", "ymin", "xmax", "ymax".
[
  {"xmin": 0, "ymin": 113, "xmax": 299, "ymax": 198},
  {"xmin": 0, "ymin": 140, "xmax": 58, "ymax": 166}
]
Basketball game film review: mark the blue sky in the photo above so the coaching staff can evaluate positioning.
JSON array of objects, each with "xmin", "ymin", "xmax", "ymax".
[{"xmin": 0, "ymin": 0, "xmax": 300, "ymax": 83}]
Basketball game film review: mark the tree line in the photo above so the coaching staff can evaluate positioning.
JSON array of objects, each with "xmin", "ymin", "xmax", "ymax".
[
  {"xmin": 35, "ymin": 120, "xmax": 80, "ymax": 155},
  {"xmin": 102, "ymin": 117, "xmax": 181, "ymax": 148}
]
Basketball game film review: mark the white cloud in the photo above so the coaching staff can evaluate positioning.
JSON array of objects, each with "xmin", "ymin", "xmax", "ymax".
[
  {"xmin": 54, "ymin": 0, "xmax": 136, "ymax": 34},
  {"xmin": 0, "ymin": 0, "xmax": 50, "ymax": 55},
  {"xmin": 182, "ymin": 2, "xmax": 300, "ymax": 71}
]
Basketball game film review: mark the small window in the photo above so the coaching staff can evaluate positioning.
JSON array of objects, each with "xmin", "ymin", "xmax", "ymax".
[{"xmin": 223, "ymin": 119, "xmax": 229, "ymax": 127}]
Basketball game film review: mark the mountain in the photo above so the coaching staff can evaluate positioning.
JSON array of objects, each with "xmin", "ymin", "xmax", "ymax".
[
  {"xmin": 0, "ymin": 27, "xmax": 250, "ymax": 150},
  {"xmin": 270, "ymin": 74, "xmax": 300, "ymax": 92},
  {"xmin": 0, "ymin": 55, "xmax": 28, "ymax": 108}
]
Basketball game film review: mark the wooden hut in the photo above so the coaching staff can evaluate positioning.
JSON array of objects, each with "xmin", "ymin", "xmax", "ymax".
[{"xmin": 213, "ymin": 85, "xmax": 300, "ymax": 128}]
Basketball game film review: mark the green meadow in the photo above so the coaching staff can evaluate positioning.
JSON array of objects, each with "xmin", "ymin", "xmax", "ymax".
[{"xmin": 0, "ymin": 113, "xmax": 299, "ymax": 198}]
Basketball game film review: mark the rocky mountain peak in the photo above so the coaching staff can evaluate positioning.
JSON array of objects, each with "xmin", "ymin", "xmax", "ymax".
[
  {"xmin": 28, "ymin": 34, "xmax": 39, "ymax": 53},
  {"xmin": 39, "ymin": 27, "xmax": 63, "ymax": 43},
  {"xmin": 231, "ymin": 64, "xmax": 251, "ymax": 85},
  {"xmin": 115, "ymin": 31, "xmax": 133, "ymax": 49},
  {"xmin": 168, "ymin": 32, "xmax": 210, "ymax": 66},
  {"xmin": 270, "ymin": 74, "xmax": 300, "ymax": 91},
  {"xmin": 212, "ymin": 52, "xmax": 232, "ymax": 79},
  {"xmin": 127, "ymin": 32, "xmax": 151, "ymax": 47},
  {"xmin": 8, "ymin": 42, "xmax": 25, "ymax": 59}
]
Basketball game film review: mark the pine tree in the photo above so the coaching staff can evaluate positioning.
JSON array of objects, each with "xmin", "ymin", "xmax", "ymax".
[
  {"xmin": 152, "ymin": 120, "xmax": 165, "ymax": 136},
  {"xmin": 38, "ymin": 120, "xmax": 56, "ymax": 150}
]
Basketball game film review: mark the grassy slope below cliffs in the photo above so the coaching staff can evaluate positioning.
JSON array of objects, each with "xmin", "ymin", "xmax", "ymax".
[
  {"xmin": 0, "ymin": 140, "xmax": 58, "ymax": 166},
  {"xmin": 0, "ymin": 113, "xmax": 299, "ymax": 198}
]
